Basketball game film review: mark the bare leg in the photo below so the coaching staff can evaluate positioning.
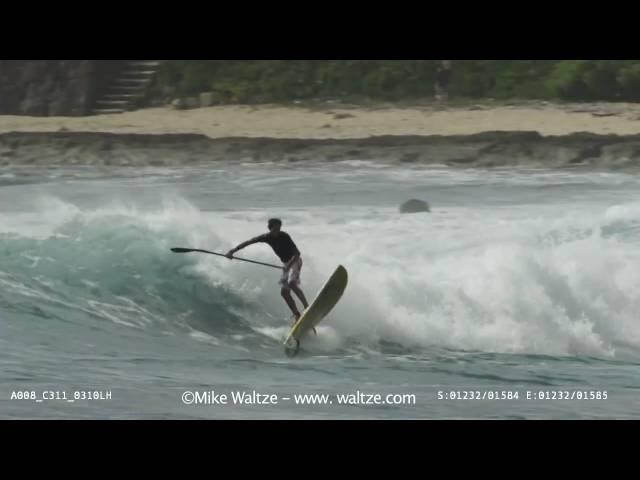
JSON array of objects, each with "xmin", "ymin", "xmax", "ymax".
[
  {"xmin": 290, "ymin": 284, "xmax": 309, "ymax": 309},
  {"xmin": 289, "ymin": 284, "xmax": 316, "ymax": 335},
  {"xmin": 281, "ymin": 287, "xmax": 300, "ymax": 322}
]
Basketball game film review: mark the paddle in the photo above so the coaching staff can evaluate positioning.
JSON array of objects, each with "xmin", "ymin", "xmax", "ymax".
[
  {"xmin": 173, "ymin": 246, "xmax": 315, "ymax": 335},
  {"xmin": 170, "ymin": 247, "xmax": 283, "ymax": 270}
]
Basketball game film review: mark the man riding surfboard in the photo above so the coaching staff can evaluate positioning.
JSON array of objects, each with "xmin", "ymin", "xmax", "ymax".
[{"xmin": 226, "ymin": 218, "xmax": 310, "ymax": 325}]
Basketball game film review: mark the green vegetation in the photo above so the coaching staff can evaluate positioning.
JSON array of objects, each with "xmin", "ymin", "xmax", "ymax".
[{"xmin": 153, "ymin": 60, "xmax": 640, "ymax": 104}]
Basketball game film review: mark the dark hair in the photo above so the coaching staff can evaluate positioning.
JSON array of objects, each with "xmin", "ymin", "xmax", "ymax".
[{"xmin": 268, "ymin": 218, "xmax": 282, "ymax": 228}]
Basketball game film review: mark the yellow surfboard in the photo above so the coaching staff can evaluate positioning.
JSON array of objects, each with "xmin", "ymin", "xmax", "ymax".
[{"xmin": 284, "ymin": 265, "xmax": 348, "ymax": 357}]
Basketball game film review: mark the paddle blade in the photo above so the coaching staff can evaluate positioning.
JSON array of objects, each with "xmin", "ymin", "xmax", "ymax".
[{"xmin": 170, "ymin": 248, "xmax": 193, "ymax": 253}]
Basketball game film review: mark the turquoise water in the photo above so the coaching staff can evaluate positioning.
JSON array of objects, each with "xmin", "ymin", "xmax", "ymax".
[{"xmin": 1, "ymin": 162, "xmax": 639, "ymax": 419}]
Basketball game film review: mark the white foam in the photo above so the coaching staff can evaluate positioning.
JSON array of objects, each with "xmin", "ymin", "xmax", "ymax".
[
  {"xmin": 3, "ymin": 166, "xmax": 640, "ymax": 358},
  {"xmin": 0, "ymin": 195, "xmax": 81, "ymax": 238},
  {"xmin": 604, "ymin": 202, "xmax": 640, "ymax": 223},
  {"xmin": 189, "ymin": 330, "xmax": 221, "ymax": 345},
  {"xmin": 201, "ymin": 199, "xmax": 640, "ymax": 358}
]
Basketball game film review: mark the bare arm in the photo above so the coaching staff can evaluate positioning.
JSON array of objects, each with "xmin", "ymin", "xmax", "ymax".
[{"xmin": 225, "ymin": 237, "xmax": 261, "ymax": 258}]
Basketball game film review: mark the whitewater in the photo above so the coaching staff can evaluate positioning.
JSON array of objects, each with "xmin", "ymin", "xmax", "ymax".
[{"xmin": 1, "ymin": 161, "xmax": 639, "ymax": 419}]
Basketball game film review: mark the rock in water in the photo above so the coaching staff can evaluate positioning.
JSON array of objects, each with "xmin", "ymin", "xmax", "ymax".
[{"xmin": 399, "ymin": 199, "xmax": 431, "ymax": 213}]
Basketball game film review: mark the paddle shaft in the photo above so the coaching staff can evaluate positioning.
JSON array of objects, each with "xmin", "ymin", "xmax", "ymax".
[{"xmin": 171, "ymin": 248, "xmax": 283, "ymax": 270}]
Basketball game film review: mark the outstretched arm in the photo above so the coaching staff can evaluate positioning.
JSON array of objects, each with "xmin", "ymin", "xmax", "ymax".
[{"xmin": 225, "ymin": 237, "xmax": 261, "ymax": 258}]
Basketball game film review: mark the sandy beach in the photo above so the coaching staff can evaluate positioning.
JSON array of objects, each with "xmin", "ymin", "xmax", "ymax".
[
  {"xmin": 1, "ymin": 101, "xmax": 640, "ymax": 139},
  {"xmin": 3, "ymin": 101, "xmax": 640, "ymax": 168}
]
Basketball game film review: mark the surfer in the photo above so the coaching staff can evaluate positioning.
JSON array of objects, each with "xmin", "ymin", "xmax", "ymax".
[{"xmin": 225, "ymin": 218, "xmax": 309, "ymax": 323}]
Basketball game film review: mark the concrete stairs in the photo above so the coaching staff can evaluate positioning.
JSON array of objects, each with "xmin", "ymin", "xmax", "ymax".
[{"xmin": 92, "ymin": 60, "xmax": 163, "ymax": 115}]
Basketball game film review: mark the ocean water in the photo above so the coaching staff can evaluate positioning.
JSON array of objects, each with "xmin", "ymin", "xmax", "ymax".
[{"xmin": 1, "ymin": 161, "xmax": 639, "ymax": 419}]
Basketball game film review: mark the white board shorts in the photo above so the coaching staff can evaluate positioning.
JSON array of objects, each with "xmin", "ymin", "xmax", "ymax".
[{"xmin": 279, "ymin": 257, "xmax": 302, "ymax": 290}]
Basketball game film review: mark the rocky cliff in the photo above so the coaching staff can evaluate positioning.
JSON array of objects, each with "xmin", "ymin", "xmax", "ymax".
[{"xmin": 0, "ymin": 61, "xmax": 123, "ymax": 116}]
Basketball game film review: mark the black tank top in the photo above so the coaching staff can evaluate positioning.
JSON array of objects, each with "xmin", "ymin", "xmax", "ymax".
[{"xmin": 254, "ymin": 232, "xmax": 300, "ymax": 263}]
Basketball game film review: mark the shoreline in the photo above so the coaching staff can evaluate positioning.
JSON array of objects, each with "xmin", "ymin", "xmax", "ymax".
[
  {"xmin": 2, "ymin": 101, "xmax": 640, "ymax": 168},
  {"xmin": 2, "ymin": 130, "xmax": 640, "ymax": 169}
]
